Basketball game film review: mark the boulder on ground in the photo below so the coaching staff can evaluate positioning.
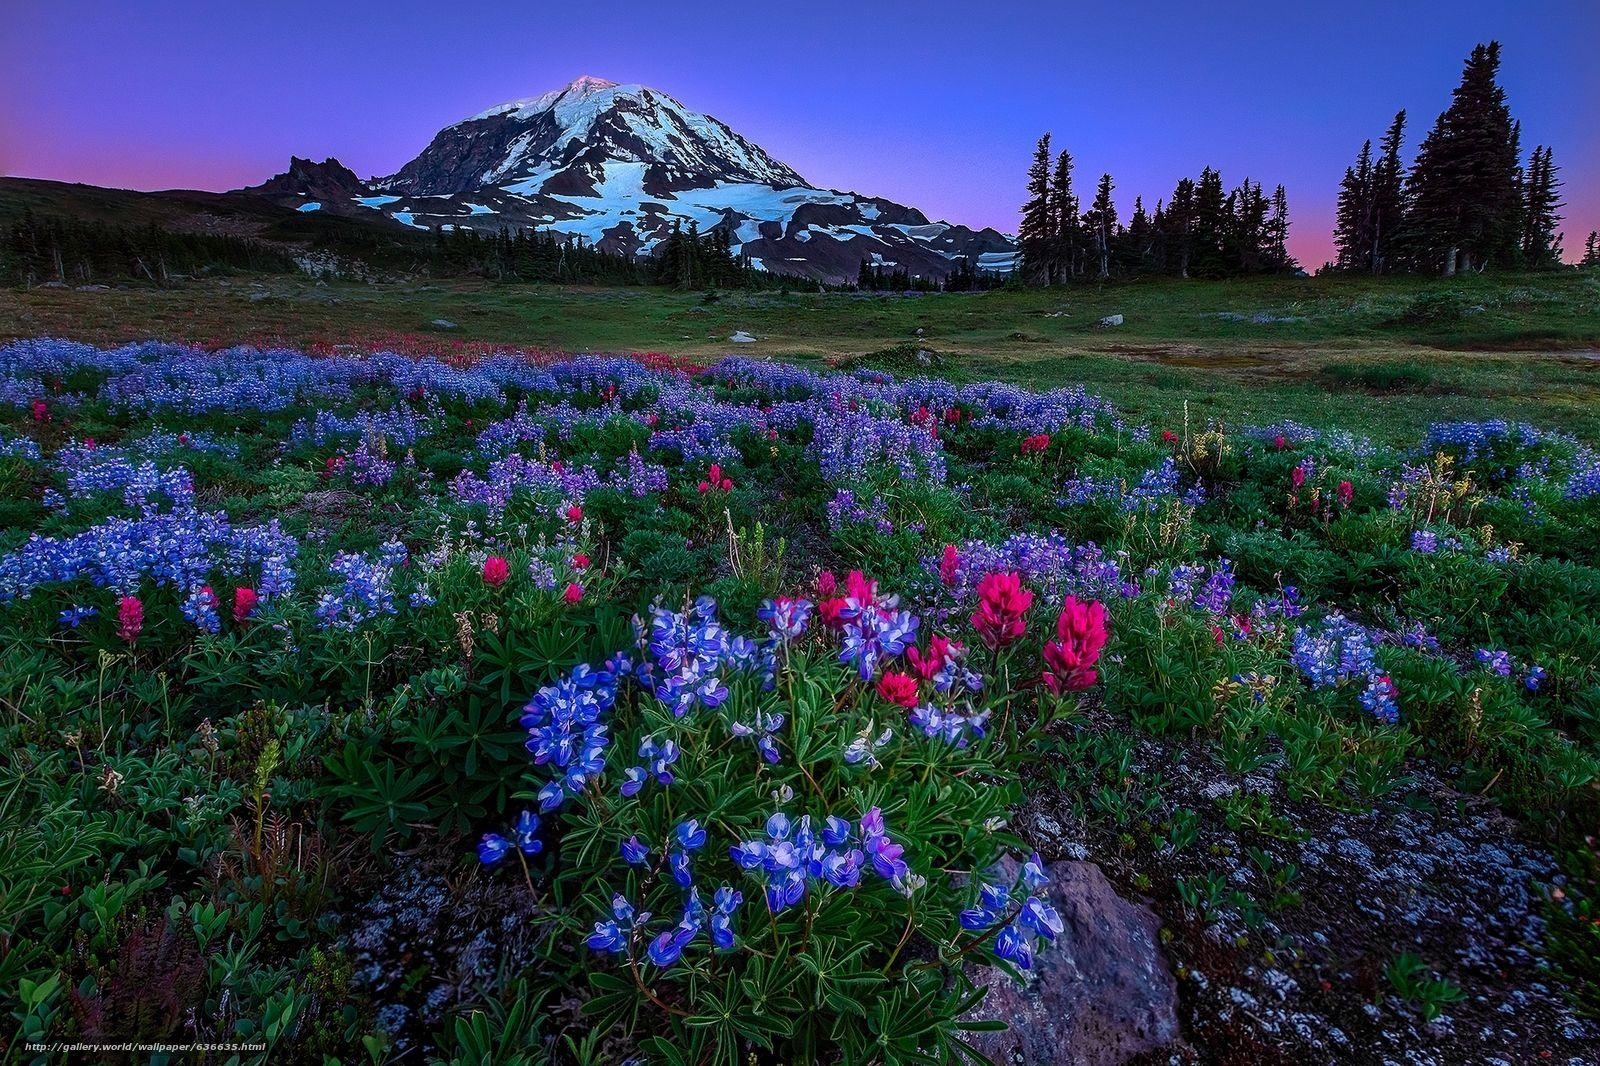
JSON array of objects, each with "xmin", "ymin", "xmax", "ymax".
[
  {"xmin": 1098, "ymin": 314, "xmax": 1124, "ymax": 328},
  {"xmin": 729, "ymin": 330, "xmax": 757, "ymax": 343},
  {"xmin": 960, "ymin": 860, "xmax": 1182, "ymax": 1065}
]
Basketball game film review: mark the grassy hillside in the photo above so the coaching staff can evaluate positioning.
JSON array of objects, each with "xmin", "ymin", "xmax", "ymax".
[{"xmin": 3, "ymin": 272, "xmax": 1597, "ymax": 443}]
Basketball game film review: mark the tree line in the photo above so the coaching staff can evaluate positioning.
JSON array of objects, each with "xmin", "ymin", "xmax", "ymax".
[
  {"xmin": 1016, "ymin": 141, "xmax": 1294, "ymax": 284},
  {"xmin": 1333, "ymin": 41, "xmax": 1575, "ymax": 275},
  {"xmin": 1, "ymin": 212, "xmax": 297, "ymax": 286}
]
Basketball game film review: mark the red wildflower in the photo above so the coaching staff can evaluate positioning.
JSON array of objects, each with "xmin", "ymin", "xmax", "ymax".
[
  {"xmin": 31, "ymin": 399, "xmax": 48, "ymax": 422},
  {"xmin": 1337, "ymin": 480, "xmax": 1354, "ymax": 508},
  {"xmin": 818, "ymin": 598, "xmax": 847, "ymax": 628},
  {"xmin": 572, "ymin": 553, "xmax": 590, "ymax": 570},
  {"xmin": 844, "ymin": 570, "xmax": 877, "ymax": 604},
  {"xmin": 1291, "ymin": 464, "xmax": 1307, "ymax": 490},
  {"xmin": 1160, "ymin": 429, "xmax": 1178, "ymax": 444},
  {"xmin": 876, "ymin": 671, "xmax": 921, "ymax": 708},
  {"xmin": 1020, "ymin": 433, "xmax": 1051, "ymax": 455},
  {"xmin": 483, "ymin": 556, "xmax": 510, "ymax": 587},
  {"xmin": 1273, "ymin": 434, "xmax": 1288, "ymax": 451},
  {"xmin": 697, "ymin": 464, "xmax": 733, "ymax": 493},
  {"xmin": 233, "ymin": 586, "xmax": 259, "ymax": 624},
  {"xmin": 563, "ymin": 582, "xmax": 584, "ymax": 605},
  {"xmin": 939, "ymin": 544, "xmax": 960, "ymax": 587},
  {"xmin": 565, "ymin": 505, "xmax": 583, "ymax": 524},
  {"xmin": 117, "ymin": 595, "xmax": 144, "ymax": 643},
  {"xmin": 971, "ymin": 572, "xmax": 1033, "ymax": 650},
  {"xmin": 816, "ymin": 570, "xmax": 838, "ymax": 597},
  {"xmin": 907, "ymin": 634, "xmax": 957, "ymax": 680},
  {"xmin": 1041, "ymin": 596, "xmax": 1108, "ymax": 694},
  {"xmin": 945, "ymin": 408, "xmax": 960, "ymax": 424}
]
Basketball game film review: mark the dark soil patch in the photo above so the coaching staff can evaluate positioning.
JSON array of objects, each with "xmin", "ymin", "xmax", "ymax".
[{"xmin": 1019, "ymin": 727, "xmax": 1598, "ymax": 1064}]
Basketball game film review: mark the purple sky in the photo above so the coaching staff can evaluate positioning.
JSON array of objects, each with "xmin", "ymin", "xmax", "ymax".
[{"xmin": 3, "ymin": 0, "xmax": 1596, "ymax": 267}]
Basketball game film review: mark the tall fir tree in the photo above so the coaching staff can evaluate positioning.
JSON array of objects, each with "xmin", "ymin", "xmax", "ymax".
[
  {"xmin": 1018, "ymin": 134, "xmax": 1054, "ymax": 283},
  {"xmin": 1190, "ymin": 167, "xmax": 1228, "ymax": 277},
  {"xmin": 1264, "ymin": 184, "xmax": 1292, "ymax": 272},
  {"xmin": 1402, "ymin": 41, "xmax": 1523, "ymax": 274},
  {"xmin": 1124, "ymin": 196, "xmax": 1155, "ymax": 274},
  {"xmin": 1583, "ymin": 231, "xmax": 1600, "ymax": 268},
  {"xmin": 1369, "ymin": 110, "xmax": 1407, "ymax": 273},
  {"xmin": 1048, "ymin": 150, "xmax": 1079, "ymax": 283},
  {"xmin": 1083, "ymin": 173, "xmax": 1118, "ymax": 279},
  {"xmin": 1333, "ymin": 140, "xmax": 1376, "ymax": 271},
  {"xmin": 1520, "ymin": 145, "xmax": 1564, "ymax": 269},
  {"xmin": 1163, "ymin": 179, "xmax": 1198, "ymax": 278}
]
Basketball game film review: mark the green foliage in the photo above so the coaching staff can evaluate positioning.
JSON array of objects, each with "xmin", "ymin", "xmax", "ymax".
[{"xmin": 1385, "ymin": 952, "xmax": 1466, "ymax": 1021}]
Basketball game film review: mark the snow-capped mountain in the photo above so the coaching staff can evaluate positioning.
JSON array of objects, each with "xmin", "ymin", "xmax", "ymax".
[{"xmin": 245, "ymin": 77, "xmax": 1016, "ymax": 282}]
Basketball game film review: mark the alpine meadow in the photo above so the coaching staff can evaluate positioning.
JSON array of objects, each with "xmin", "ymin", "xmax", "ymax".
[{"xmin": 2, "ymin": 5, "xmax": 1600, "ymax": 1064}]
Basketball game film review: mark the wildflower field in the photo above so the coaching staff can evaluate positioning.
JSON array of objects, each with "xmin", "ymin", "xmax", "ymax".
[{"xmin": 3, "ymin": 335, "xmax": 1600, "ymax": 1062}]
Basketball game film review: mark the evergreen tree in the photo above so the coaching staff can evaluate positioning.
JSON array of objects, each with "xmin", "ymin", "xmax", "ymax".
[
  {"xmin": 1190, "ymin": 167, "xmax": 1228, "ymax": 277},
  {"xmin": 1403, "ymin": 41, "xmax": 1523, "ymax": 274},
  {"xmin": 1370, "ymin": 110, "xmax": 1407, "ymax": 273},
  {"xmin": 1162, "ymin": 179, "xmax": 1198, "ymax": 279},
  {"xmin": 1265, "ymin": 184, "xmax": 1293, "ymax": 272},
  {"xmin": 1333, "ymin": 140, "xmax": 1376, "ymax": 271},
  {"xmin": 1225, "ymin": 179, "xmax": 1268, "ymax": 273},
  {"xmin": 1083, "ymin": 173, "xmax": 1118, "ymax": 279},
  {"xmin": 1123, "ymin": 196, "xmax": 1155, "ymax": 274},
  {"xmin": 1520, "ymin": 145, "xmax": 1564, "ymax": 269},
  {"xmin": 1018, "ymin": 134, "xmax": 1054, "ymax": 283},
  {"xmin": 1047, "ymin": 150, "xmax": 1079, "ymax": 283},
  {"xmin": 1583, "ymin": 231, "xmax": 1600, "ymax": 268}
]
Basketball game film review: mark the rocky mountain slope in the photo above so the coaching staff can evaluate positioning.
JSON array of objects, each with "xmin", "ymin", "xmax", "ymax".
[{"xmin": 243, "ymin": 77, "xmax": 1016, "ymax": 282}]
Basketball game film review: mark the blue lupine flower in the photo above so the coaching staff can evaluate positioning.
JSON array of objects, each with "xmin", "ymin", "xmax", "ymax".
[
  {"xmin": 477, "ymin": 833, "xmax": 511, "ymax": 865},
  {"xmin": 709, "ymin": 887, "xmax": 742, "ymax": 950},
  {"xmin": 586, "ymin": 895, "xmax": 640, "ymax": 954},
  {"xmin": 757, "ymin": 596, "xmax": 814, "ymax": 641},
  {"xmin": 1020, "ymin": 853, "xmax": 1048, "ymax": 893},
  {"xmin": 621, "ymin": 835, "xmax": 650, "ymax": 865},
  {"xmin": 1525, "ymin": 664, "xmax": 1548, "ymax": 692},
  {"xmin": 647, "ymin": 925, "xmax": 696, "ymax": 967},
  {"xmin": 994, "ymin": 924, "xmax": 1034, "ymax": 969},
  {"xmin": 512, "ymin": 810, "xmax": 544, "ymax": 855},
  {"xmin": 58, "ymin": 604, "xmax": 97, "ymax": 627},
  {"xmin": 669, "ymin": 849, "xmax": 693, "ymax": 888},
  {"xmin": 675, "ymin": 819, "xmax": 708, "ymax": 851},
  {"xmin": 821, "ymin": 815, "xmax": 853, "ymax": 847},
  {"xmin": 1475, "ymin": 648, "xmax": 1514, "ymax": 677},
  {"xmin": 1019, "ymin": 896, "xmax": 1065, "ymax": 942}
]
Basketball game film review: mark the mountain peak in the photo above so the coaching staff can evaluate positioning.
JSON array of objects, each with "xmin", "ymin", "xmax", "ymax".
[
  {"xmin": 565, "ymin": 74, "xmax": 619, "ymax": 94},
  {"xmin": 393, "ymin": 77, "xmax": 807, "ymax": 195},
  {"xmin": 465, "ymin": 75, "xmax": 633, "ymax": 125},
  {"xmin": 351, "ymin": 79, "xmax": 1016, "ymax": 282}
]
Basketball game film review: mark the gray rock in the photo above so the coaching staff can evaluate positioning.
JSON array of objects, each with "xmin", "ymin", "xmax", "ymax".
[
  {"xmin": 431, "ymin": 318, "xmax": 458, "ymax": 330},
  {"xmin": 960, "ymin": 860, "xmax": 1182, "ymax": 1064},
  {"xmin": 1097, "ymin": 314, "xmax": 1124, "ymax": 328},
  {"xmin": 729, "ymin": 330, "xmax": 757, "ymax": 343}
]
